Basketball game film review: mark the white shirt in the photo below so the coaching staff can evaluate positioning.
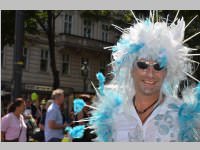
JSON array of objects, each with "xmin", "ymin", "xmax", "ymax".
[{"xmin": 112, "ymin": 96, "xmax": 182, "ymax": 142}]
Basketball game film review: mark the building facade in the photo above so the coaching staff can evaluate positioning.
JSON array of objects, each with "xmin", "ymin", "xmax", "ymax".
[{"xmin": 1, "ymin": 10, "xmax": 120, "ymax": 115}]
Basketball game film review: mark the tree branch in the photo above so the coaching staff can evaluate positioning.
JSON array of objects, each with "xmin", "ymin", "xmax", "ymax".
[
  {"xmin": 35, "ymin": 17, "xmax": 48, "ymax": 34},
  {"xmin": 54, "ymin": 10, "xmax": 63, "ymax": 19}
]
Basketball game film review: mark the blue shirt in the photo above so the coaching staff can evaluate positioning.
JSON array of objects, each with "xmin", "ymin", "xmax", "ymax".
[{"xmin": 44, "ymin": 102, "xmax": 64, "ymax": 141}]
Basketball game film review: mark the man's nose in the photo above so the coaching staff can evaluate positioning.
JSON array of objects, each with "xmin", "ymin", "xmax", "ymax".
[{"xmin": 146, "ymin": 66, "xmax": 154, "ymax": 78}]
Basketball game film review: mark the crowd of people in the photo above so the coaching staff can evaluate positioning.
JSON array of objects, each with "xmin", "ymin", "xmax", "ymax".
[{"xmin": 1, "ymin": 89, "xmax": 96, "ymax": 142}]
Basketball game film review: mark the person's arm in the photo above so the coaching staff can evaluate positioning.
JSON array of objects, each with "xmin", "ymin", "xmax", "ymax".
[
  {"xmin": 39, "ymin": 113, "xmax": 45, "ymax": 131},
  {"xmin": 48, "ymin": 120, "xmax": 67, "ymax": 129},
  {"xmin": 1, "ymin": 131, "xmax": 5, "ymax": 142},
  {"xmin": 47, "ymin": 109, "xmax": 68, "ymax": 129},
  {"xmin": 39, "ymin": 123, "xmax": 44, "ymax": 131},
  {"xmin": 1, "ymin": 114, "xmax": 10, "ymax": 141},
  {"xmin": 23, "ymin": 114, "xmax": 32, "ymax": 120}
]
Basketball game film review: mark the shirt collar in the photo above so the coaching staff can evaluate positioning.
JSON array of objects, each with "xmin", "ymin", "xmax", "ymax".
[{"xmin": 53, "ymin": 102, "xmax": 60, "ymax": 109}]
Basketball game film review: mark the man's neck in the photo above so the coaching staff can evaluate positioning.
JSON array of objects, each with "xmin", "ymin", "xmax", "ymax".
[
  {"xmin": 54, "ymin": 101, "xmax": 61, "ymax": 107},
  {"xmin": 134, "ymin": 92, "xmax": 164, "ymax": 124},
  {"xmin": 134, "ymin": 93, "xmax": 160, "ymax": 109}
]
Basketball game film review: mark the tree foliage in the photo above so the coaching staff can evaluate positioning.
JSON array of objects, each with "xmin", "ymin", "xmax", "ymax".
[
  {"xmin": 2, "ymin": 10, "xmax": 63, "ymax": 89},
  {"xmin": 1, "ymin": 10, "xmax": 15, "ymax": 49}
]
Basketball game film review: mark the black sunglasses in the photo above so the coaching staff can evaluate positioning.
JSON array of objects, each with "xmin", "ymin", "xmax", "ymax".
[{"xmin": 136, "ymin": 61, "xmax": 165, "ymax": 71}]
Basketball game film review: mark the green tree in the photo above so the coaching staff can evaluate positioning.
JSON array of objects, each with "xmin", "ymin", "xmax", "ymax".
[
  {"xmin": 26, "ymin": 10, "xmax": 63, "ymax": 89},
  {"xmin": 31, "ymin": 11, "xmax": 62, "ymax": 89},
  {"xmin": 1, "ymin": 10, "xmax": 39, "ymax": 49},
  {"xmin": 1, "ymin": 11, "xmax": 15, "ymax": 50},
  {"xmin": 2, "ymin": 10, "xmax": 63, "ymax": 89}
]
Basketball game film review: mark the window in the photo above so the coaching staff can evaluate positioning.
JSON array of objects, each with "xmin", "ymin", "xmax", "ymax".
[
  {"xmin": 102, "ymin": 24, "xmax": 109, "ymax": 42},
  {"xmin": 64, "ymin": 14, "xmax": 72, "ymax": 34},
  {"xmin": 22, "ymin": 48, "xmax": 28, "ymax": 69},
  {"xmin": 40, "ymin": 49, "xmax": 49, "ymax": 72},
  {"xmin": 1, "ymin": 48, "xmax": 4, "ymax": 67},
  {"xmin": 62, "ymin": 54, "xmax": 70, "ymax": 74},
  {"xmin": 83, "ymin": 20, "xmax": 92, "ymax": 38}
]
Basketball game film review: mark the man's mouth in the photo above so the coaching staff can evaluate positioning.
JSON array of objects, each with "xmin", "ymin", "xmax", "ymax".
[{"xmin": 143, "ymin": 80, "xmax": 156, "ymax": 85}]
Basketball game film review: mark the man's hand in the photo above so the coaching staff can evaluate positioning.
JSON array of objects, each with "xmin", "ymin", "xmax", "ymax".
[
  {"xmin": 48, "ymin": 120, "xmax": 68, "ymax": 129},
  {"xmin": 63, "ymin": 122, "xmax": 68, "ymax": 128}
]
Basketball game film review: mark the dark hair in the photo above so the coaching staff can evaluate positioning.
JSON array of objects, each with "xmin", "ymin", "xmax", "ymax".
[
  {"xmin": 7, "ymin": 98, "xmax": 25, "ymax": 113},
  {"xmin": 79, "ymin": 95, "xmax": 91, "ymax": 104}
]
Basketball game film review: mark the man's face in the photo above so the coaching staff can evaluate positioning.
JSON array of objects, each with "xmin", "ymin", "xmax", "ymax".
[
  {"xmin": 58, "ymin": 94, "xmax": 65, "ymax": 105},
  {"xmin": 132, "ymin": 59, "xmax": 167, "ymax": 96}
]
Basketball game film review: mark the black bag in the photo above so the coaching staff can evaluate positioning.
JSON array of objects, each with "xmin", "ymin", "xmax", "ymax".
[
  {"xmin": 32, "ymin": 130, "xmax": 45, "ymax": 142},
  {"xmin": 4, "ymin": 138, "xmax": 19, "ymax": 142}
]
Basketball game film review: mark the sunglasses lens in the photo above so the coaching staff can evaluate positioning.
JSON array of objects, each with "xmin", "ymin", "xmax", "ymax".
[
  {"xmin": 153, "ymin": 63, "xmax": 164, "ymax": 71},
  {"xmin": 137, "ymin": 61, "xmax": 165, "ymax": 71},
  {"xmin": 137, "ymin": 62, "xmax": 148, "ymax": 69}
]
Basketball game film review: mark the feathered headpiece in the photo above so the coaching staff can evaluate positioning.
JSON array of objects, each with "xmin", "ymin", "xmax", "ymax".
[{"xmin": 106, "ymin": 10, "xmax": 200, "ymax": 100}]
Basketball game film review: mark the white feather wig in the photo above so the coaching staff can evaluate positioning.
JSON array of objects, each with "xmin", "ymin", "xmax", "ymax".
[{"xmin": 105, "ymin": 13, "xmax": 199, "ymax": 107}]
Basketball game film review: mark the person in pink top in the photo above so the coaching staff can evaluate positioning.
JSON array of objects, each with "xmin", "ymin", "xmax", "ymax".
[{"xmin": 1, "ymin": 98, "xmax": 27, "ymax": 142}]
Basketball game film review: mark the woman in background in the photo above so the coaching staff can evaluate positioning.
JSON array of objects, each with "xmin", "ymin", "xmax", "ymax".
[{"xmin": 1, "ymin": 98, "xmax": 27, "ymax": 142}]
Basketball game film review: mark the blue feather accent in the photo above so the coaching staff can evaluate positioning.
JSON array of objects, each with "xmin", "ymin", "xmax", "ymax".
[
  {"xmin": 158, "ymin": 48, "xmax": 168, "ymax": 68},
  {"xmin": 93, "ymin": 109, "xmax": 113, "ymax": 122},
  {"xmin": 114, "ymin": 42, "xmax": 144, "ymax": 67},
  {"xmin": 89, "ymin": 90, "xmax": 123, "ymax": 141},
  {"xmin": 71, "ymin": 81, "xmax": 123, "ymax": 141},
  {"xmin": 163, "ymin": 81, "xmax": 173, "ymax": 95},
  {"xmin": 112, "ymin": 46, "xmax": 118, "ymax": 52},
  {"xmin": 96, "ymin": 72, "xmax": 106, "ymax": 83},
  {"xmin": 128, "ymin": 43, "xmax": 144, "ymax": 54},
  {"xmin": 65, "ymin": 126, "xmax": 72, "ymax": 132},
  {"xmin": 168, "ymin": 103, "xmax": 180, "ymax": 111},
  {"xmin": 65, "ymin": 125, "xmax": 85, "ymax": 139},
  {"xmin": 96, "ymin": 72, "xmax": 106, "ymax": 96},
  {"xmin": 144, "ymin": 18, "xmax": 151, "ymax": 27},
  {"xmin": 114, "ymin": 95, "xmax": 123, "ymax": 107},
  {"xmin": 73, "ymin": 98, "xmax": 86, "ymax": 114},
  {"xmin": 195, "ymin": 83, "xmax": 200, "ymax": 100},
  {"xmin": 178, "ymin": 83, "xmax": 200, "ymax": 141},
  {"xmin": 118, "ymin": 38, "xmax": 130, "ymax": 45},
  {"xmin": 112, "ymin": 39, "xmax": 130, "ymax": 52},
  {"xmin": 95, "ymin": 124, "xmax": 113, "ymax": 141},
  {"xmin": 112, "ymin": 36, "xmax": 144, "ymax": 55}
]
